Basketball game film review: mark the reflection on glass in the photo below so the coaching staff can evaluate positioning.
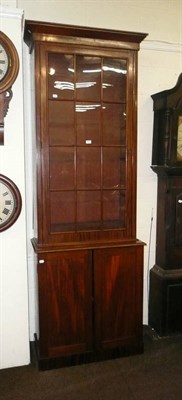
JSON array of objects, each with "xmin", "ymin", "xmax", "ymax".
[
  {"xmin": 102, "ymin": 65, "xmax": 127, "ymax": 74},
  {"xmin": 49, "ymin": 67, "xmax": 55, "ymax": 75},
  {"xmin": 54, "ymin": 81, "xmax": 74, "ymax": 91},
  {"xmin": 177, "ymin": 115, "xmax": 182, "ymax": 161},
  {"xmin": 76, "ymin": 102, "xmax": 101, "ymax": 145},
  {"xmin": 76, "ymin": 103, "xmax": 101, "ymax": 112}
]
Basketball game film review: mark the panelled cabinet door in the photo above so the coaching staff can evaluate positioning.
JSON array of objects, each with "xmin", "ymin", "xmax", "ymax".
[
  {"xmin": 38, "ymin": 250, "xmax": 93, "ymax": 358},
  {"xmin": 94, "ymin": 246, "xmax": 144, "ymax": 351}
]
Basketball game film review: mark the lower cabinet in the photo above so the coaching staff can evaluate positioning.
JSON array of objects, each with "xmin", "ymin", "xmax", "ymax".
[{"xmin": 36, "ymin": 243, "xmax": 144, "ymax": 369}]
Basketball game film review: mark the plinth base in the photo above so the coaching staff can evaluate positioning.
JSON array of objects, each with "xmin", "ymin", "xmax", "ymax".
[{"xmin": 149, "ymin": 265, "xmax": 182, "ymax": 336}]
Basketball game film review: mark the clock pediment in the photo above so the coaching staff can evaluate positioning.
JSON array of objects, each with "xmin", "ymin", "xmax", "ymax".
[{"xmin": 151, "ymin": 74, "xmax": 182, "ymax": 168}]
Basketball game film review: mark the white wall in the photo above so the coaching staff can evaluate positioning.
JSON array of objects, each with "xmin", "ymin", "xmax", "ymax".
[
  {"xmin": 0, "ymin": 6, "xmax": 30, "ymax": 369},
  {"xmin": 0, "ymin": 0, "xmax": 182, "ymax": 368}
]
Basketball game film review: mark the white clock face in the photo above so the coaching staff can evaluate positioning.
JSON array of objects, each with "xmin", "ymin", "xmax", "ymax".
[
  {"xmin": 0, "ymin": 181, "xmax": 15, "ymax": 226},
  {"xmin": 0, "ymin": 43, "xmax": 9, "ymax": 82}
]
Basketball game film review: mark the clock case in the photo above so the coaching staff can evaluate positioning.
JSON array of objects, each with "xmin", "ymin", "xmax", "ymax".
[
  {"xmin": 0, "ymin": 31, "xmax": 19, "ymax": 145},
  {"xmin": 0, "ymin": 32, "xmax": 19, "ymax": 92},
  {"xmin": 149, "ymin": 74, "xmax": 182, "ymax": 335}
]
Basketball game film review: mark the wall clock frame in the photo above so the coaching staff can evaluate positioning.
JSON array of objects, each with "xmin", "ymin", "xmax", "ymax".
[
  {"xmin": 0, "ymin": 174, "xmax": 22, "ymax": 232},
  {"xmin": 0, "ymin": 31, "xmax": 19, "ymax": 145}
]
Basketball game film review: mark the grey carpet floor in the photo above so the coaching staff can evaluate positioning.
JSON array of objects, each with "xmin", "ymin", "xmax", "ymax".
[{"xmin": 0, "ymin": 329, "xmax": 182, "ymax": 400}]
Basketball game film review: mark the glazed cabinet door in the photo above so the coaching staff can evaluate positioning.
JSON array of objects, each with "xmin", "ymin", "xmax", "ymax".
[
  {"xmin": 38, "ymin": 250, "xmax": 93, "ymax": 358},
  {"xmin": 94, "ymin": 246, "xmax": 143, "ymax": 352},
  {"xmin": 37, "ymin": 43, "xmax": 136, "ymax": 245}
]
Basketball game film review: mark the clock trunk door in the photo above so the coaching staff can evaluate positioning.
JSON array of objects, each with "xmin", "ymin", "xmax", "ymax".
[{"xmin": 156, "ymin": 176, "xmax": 182, "ymax": 269}]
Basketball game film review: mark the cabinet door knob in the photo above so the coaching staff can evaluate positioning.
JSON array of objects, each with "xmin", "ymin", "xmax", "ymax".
[
  {"xmin": 178, "ymin": 199, "xmax": 182, "ymax": 204},
  {"xmin": 39, "ymin": 259, "xmax": 45, "ymax": 264}
]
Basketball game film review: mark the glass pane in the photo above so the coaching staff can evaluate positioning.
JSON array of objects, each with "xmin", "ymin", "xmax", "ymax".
[
  {"xmin": 47, "ymin": 54, "xmax": 129, "ymax": 233},
  {"xmin": 48, "ymin": 53, "xmax": 74, "ymax": 100},
  {"xmin": 76, "ymin": 102, "xmax": 101, "ymax": 145},
  {"xmin": 76, "ymin": 56, "xmax": 101, "ymax": 101},
  {"xmin": 102, "ymin": 103, "xmax": 126, "ymax": 145},
  {"xmin": 50, "ymin": 191, "xmax": 75, "ymax": 232},
  {"xmin": 77, "ymin": 147, "xmax": 101, "ymax": 189},
  {"xmin": 103, "ymin": 190, "xmax": 126, "ymax": 228},
  {"xmin": 49, "ymin": 101, "xmax": 75, "ymax": 145},
  {"xmin": 77, "ymin": 190, "xmax": 101, "ymax": 229},
  {"xmin": 50, "ymin": 147, "xmax": 75, "ymax": 190},
  {"xmin": 103, "ymin": 58, "xmax": 127, "ymax": 103},
  {"xmin": 102, "ymin": 147, "xmax": 126, "ymax": 188}
]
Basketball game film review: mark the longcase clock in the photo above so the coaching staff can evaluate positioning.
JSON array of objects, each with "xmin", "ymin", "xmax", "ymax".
[
  {"xmin": 24, "ymin": 20, "xmax": 147, "ymax": 370},
  {"xmin": 149, "ymin": 74, "xmax": 182, "ymax": 335}
]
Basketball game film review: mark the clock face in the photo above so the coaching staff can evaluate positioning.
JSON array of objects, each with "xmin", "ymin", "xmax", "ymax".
[
  {"xmin": 0, "ymin": 43, "xmax": 9, "ymax": 82},
  {"xmin": 0, "ymin": 175, "xmax": 22, "ymax": 232},
  {"xmin": 0, "ymin": 32, "xmax": 19, "ymax": 94}
]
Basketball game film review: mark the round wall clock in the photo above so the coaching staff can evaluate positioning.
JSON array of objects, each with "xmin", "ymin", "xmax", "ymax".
[
  {"xmin": 0, "ymin": 32, "xmax": 19, "ymax": 144},
  {"xmin": 0, "ymin": 174, "xmax": 22, "ymax": 232},
  {"xmin": 0, "ymin": 31, "xmax": 19, "ymax": 93}
]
